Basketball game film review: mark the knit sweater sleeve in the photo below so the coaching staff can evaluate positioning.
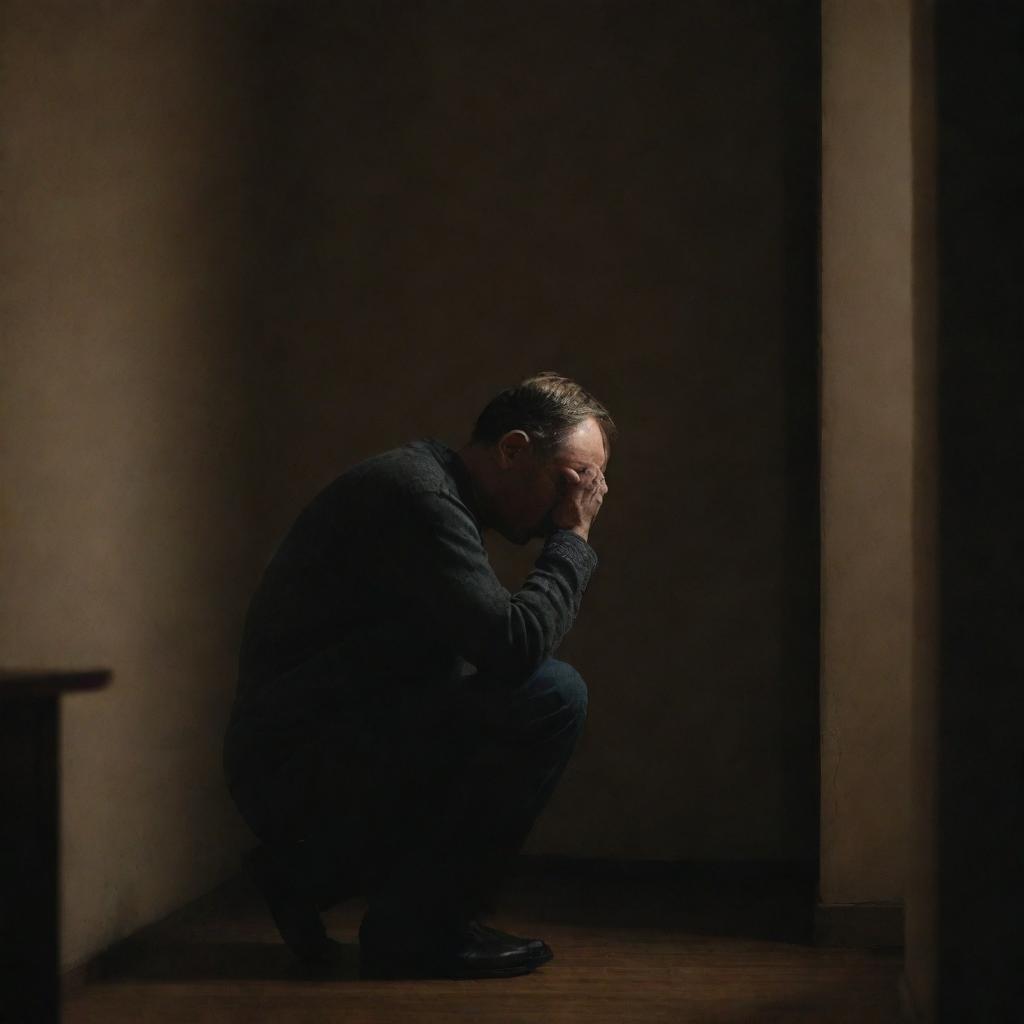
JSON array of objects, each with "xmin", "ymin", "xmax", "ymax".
[{"xmin": 364, "ymin": 486, "xmax": 598, "ymax": 685}]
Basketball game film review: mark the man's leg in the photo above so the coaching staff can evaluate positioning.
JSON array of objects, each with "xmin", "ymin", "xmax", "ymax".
[
  {"xmin": 227, "ymin": 670, "xmax": 473, "ymax": 915},
  {"xmin": 363, "ymin": 657, "xmax": 589, "ymax": 936},
  {"xmin": 228, "ymin": 657, "xmax": 588, "ymax": 959}
]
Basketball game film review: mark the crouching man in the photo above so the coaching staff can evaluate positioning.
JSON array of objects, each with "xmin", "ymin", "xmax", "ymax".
[{"xmin": 222, "ymin": 371, "xmax": 613, "ymax": 979}]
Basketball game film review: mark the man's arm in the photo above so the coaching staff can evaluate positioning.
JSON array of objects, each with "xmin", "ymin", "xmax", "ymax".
[{"xmin": 362, "ymin": 486, "xmax": 597, "ymax": 685}]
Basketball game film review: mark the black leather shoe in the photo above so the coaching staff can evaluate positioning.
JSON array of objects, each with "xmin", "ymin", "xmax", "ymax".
[
  {"xmin": 473, "ymin": 919, "xmax": 550, "ymax": 958},
  {"xmin": 358, "ymin": 914, "xmax": 554, "ymax": 979},
  {"xmin": 243, "ymin": 844, "xmax": 332, "ymax": 963}
]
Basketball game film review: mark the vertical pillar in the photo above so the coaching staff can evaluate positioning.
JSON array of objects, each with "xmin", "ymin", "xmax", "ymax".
[
  {"xmin": 818, "ymin": 0, "xmax": 914, "ymax": 942},
  {"xmin": 902, "ymin": 0, "xmax": 938, "ymax": 1017}
]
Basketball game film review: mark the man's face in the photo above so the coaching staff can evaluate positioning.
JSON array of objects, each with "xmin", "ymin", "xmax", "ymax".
[{"xmin": 497, "ymin": 417, "xmax": 610, "ymax": 545}]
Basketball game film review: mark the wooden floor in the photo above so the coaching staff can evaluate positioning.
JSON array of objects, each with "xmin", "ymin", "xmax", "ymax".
[{"xmin": 64, "ymin": 863, "xmax": 905, "ymax": 1023}]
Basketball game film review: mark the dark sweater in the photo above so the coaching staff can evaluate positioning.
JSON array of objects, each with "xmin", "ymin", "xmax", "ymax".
[{"xmin": 222, "ymin": 436, "xmax": 598, "ymax": 788}]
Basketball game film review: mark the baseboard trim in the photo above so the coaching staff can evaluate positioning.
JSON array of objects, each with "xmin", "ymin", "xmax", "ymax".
[
  {"xmin": 814, "ymin": 900, "xmax": 904, "ymax": 950},
  {"xmin": 512, "ymin": 853, "xmax": 817, "ymax": 882}
]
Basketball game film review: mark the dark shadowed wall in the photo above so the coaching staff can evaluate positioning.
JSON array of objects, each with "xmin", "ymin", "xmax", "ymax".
[
  {"xmin": 905, "ymin": 3, "xmax": 1024, "ymax": 1018},
  {"xmin": 243, "ymin": 0, "xmax": 820, "ymax": 864}
]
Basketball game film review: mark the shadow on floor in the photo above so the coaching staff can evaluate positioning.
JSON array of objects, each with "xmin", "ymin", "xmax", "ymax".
[
  {"xmin": 65, "ymin": 862, "xmax": 906, "ymax": 1024},
  {"xmin": 91, "ymin": 939, "xmax": 364, "ymax": 984},
  {"xmin": 82, "ymin": 858, "xmax": 821, "ymax": 987}
]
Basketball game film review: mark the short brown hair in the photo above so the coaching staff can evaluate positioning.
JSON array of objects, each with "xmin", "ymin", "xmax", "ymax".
[{"xmin": 470, "ymin": 371, "xmax": 617, "ymax": 461}]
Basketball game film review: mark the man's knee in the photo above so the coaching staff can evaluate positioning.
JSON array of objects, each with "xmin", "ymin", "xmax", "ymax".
[
  {"xmin": 501, "ymin": 657, "xmax": 588, "ymax": 744},
  {"xmin": 535, "ymin": 658, "xmax": 588, "ymax": 728},
  {"xmin": 456, "ymin": 656, "xmax": 588, "ymax": 744}
]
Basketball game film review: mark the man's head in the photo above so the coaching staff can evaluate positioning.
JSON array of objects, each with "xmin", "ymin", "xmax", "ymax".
[{"xmin": 458, "ymin": 372, "xmax": 616, "ymax": 545}]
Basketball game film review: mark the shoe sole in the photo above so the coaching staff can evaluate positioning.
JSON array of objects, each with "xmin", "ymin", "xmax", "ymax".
[{"xmin": 359, "ymin": 946, "xmax": 554, "ymax": 980}]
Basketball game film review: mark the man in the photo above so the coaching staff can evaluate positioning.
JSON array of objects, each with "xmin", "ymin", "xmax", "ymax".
[{"xmin": 222, "ymin": 371, "xmax": 613, "ymax": 979}]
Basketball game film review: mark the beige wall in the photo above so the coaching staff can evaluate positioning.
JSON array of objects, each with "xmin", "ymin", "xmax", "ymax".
[
  {"xmin": 820, "ymin": 0, "xmax": 913, "ymax": 906},
  {"xmin": 904, "ymin": 0, "xmax": 938, "ymax": 1009},
  {"xmin": 0, "ymin": 2, "xmax": 255, "ymax": 972}
]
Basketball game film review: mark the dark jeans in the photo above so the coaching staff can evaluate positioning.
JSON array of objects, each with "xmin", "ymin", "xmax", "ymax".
[{"xmin": 227, "ymin": 657, "xmax": 588, "ymax": 927}]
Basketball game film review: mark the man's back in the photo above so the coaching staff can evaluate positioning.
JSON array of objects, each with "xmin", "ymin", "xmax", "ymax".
[
  {"xmin": 237, "ymin": 438, "xmax": 477, "ymax": 683},
  {"xmin": 224, "ymin": 437, "xmax": 477, "ymax": 782},
  {"xmin": 223, "ymin": 434, "xmax": 597, "ymax": 789}
]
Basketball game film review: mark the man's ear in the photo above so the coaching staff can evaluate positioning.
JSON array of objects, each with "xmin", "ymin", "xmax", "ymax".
[{"xmin": 498, "ymin": 430, "xmax": 531, "ymax": 466}]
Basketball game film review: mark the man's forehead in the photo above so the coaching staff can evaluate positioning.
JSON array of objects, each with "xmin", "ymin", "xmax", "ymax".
[{"xmin": 558, "ymin": 436, "xmax": 608, "ymax": 471}]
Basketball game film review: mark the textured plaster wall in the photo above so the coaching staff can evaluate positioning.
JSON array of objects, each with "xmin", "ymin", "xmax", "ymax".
[
  {"xmin": 0, "ymin": 2, "xmax": 257, "ymax": 971},
  {"xmin": 820, "ymin": 0, "xmax": 913, "ymax": 905}
]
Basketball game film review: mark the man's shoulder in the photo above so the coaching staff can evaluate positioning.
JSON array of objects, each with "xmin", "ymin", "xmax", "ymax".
[
  {"xmin": 307, "ymin": 438, "xmax": 481, "ymax": 543},
  {"xmin": 341, "ymin": 437, "xmax": 454, "ymax": 496},
  {"xmin": 309, "ymin": 438, "xmax": 463, "ymax": 516}
]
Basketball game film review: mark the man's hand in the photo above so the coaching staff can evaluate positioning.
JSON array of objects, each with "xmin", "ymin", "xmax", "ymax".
[{"xmin": 550, "ymin": 463, "xmax": 608, "ymax": 543}]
